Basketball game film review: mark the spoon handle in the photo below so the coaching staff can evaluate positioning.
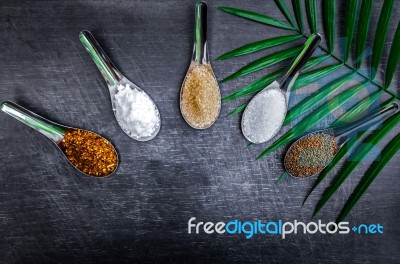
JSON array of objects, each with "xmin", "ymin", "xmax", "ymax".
[
  {"xmin": 1, "ymin": 101, "xmax": 65, "ymax": 143},
  {"xmin": 192, "ymin": 2, "xmax": 209, "ymax": 64},
  {"xmin": 79, "ymin": 30, "xmax": 122, "ymax": 87},
  {"xmin": 333, "ymin": 102, "xmax": 399, "ymax": 145},
  {"xmin": 279, "ymin": 33, "xmax": 321, "ymax": 92}
]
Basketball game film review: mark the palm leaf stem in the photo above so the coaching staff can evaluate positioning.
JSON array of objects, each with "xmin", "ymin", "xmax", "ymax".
[{"xmin": 294, "ymin": 33, "xmax": 400, "ymax": 99}]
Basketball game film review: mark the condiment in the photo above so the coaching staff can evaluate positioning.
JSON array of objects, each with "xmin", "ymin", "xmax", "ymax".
[
  {"xmin": 180, "ymin": 63, "xmax": 220, "ymax": 129},
  {"xmin": 285, "ymin": 132, "xmax": 338, "ymax": 178},
  {"xmin": 60, "ymin": 129, "xmax": 118, "ymax": 177},
  {"xmin": 242, "ymin": 87, "xmax": 287, "ymax": 143},
  {"xmin": 114, "ymin": 83, "xmax": 160, "ymax": 139}
]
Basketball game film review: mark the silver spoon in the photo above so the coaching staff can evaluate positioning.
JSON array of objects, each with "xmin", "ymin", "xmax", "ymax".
[
  {"xmin": 1, "ymin": 101, "xmax": 119, "ymax": 177},
  {"xmin": 284, "ymin": 102, "xmax": 399, "ymax": 178},
  {"xmin": 180, "ymin": 2, "xmax": 221, "ymax": 129},
  {"xmin": 242, "ymin": 33, "xmax": 321, "ymax": 144},
  {"xmin": 79, "ymin": 30, "xmax": 161, "ymax": 141}
]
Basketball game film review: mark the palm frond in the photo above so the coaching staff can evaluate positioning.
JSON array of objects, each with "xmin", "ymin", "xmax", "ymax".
[
  {"xmin": 217, "ymin": 0, "xmax": 400, "ymax": 221},
  {"xmin": 216, "ymin": 6, "xmax": 295, "ymax": 30},
  {"xmin": 385, "ymin": 21, "xmax": 400, "ymax": 88},
  {"xmin": 305, "ymin": 0, "xmax": 318, "ymax": 33},
  {"xmin": 291, "ymin": 0, "xmax": 304, "ymax": 33},
  {"xmin": 370, "ymin": 0, "xmax": 395, "ymax": 79},
  {"xmin": 216, "ymin": 34, "xmax": 302, "ymax": 61},
  {"xmin": 354, "ymin": 0, "xmax": 373, "ymax": 69},
  {"xmin": 284, "ymin": 73, "xmax": 358, "ymax": 126},
  {"xmin": 322, "ymin": 0, "xmax": 336, "ymax": 53},
  {"xmin": 336, "ymin": 133, "xmax": 400, "ymax": 222},
  {"xmin": 222, "ymin": 70, "xmax": 283, "ymax": 102},
  {"xmin": 274, "ymin": 0, "xmax": 296, "ymax": 28},
  {"xmin": 330, "ymin": 90, "xmax": 383, "ymax": 127},
  {"xmin": 292, "ymin": 64, "xmax": 342, "ymax": 90},
  {"xmin": 220, "ymin": 46, "xmax": 301, "ymax": 83},
  {"xmin": 343, "ymin": 0, "xmax": 359, "ymax": 62}
]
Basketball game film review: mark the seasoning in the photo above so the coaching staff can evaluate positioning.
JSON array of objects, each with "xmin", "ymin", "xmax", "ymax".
[
  {"xmin": 60, "ymin": 129, "xmax": 118, "ymax": 177},
  {"xmin": 242, "ymin": 87, "xmax": 287, "ymax": 143},
  {"xmin": 285, "ymin": 132, "xmax": 338, "ymax": 178},
  {"xmin": 180, "ymin": 63, "xmax": 220, "ymax": 128},
  {"xmin": 114, "ymin": 83, "xmax": 160, "ymax": 139}
]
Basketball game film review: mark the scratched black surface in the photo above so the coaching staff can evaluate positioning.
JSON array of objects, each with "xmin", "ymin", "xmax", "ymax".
[{"xmin": 0, "ymin": 0, "xmax": 399, "ymax": 263}]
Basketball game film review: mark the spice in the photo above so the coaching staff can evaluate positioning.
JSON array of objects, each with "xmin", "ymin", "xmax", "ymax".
[
  {"xmin": 60, "ymin": 129, "xmax": 118, "ymax": 177},
  {"xmin": 242, "ymin": 86, "xmax": 287, "ymax": 143},
  {"xmin": 285, "ymin": 132, "xmax": 338, "ymax": 178},
  {"xmin": 114, "ymin": 83, "xmax": 160, "ymax": 139},
  {"xmin": 180, "ymin": 63, "xmax": 220, "ymax": 128}
]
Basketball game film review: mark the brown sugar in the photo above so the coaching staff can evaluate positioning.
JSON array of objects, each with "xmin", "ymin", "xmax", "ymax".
[{"xmin": 180, "ymin": 63, "xmax": 220, "ymax": 128}]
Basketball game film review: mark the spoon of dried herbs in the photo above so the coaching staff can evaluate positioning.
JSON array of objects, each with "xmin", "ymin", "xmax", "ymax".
[
  {"xmin": 1, "ymin": 101, "xmax": 118, "ymax": 177},
  {"xmin": 284, "ymin": 102, "xmax": 399, "ymax": 178}
]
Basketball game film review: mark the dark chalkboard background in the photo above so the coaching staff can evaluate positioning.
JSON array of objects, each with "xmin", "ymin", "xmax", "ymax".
[{"xmin": 0, "ymin": 0, "xmax": 399, "ymax": 263}]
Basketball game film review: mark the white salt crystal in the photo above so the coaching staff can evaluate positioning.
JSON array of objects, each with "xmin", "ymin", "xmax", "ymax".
[
  {"xmin": 114, "ymin": 83, "xmax": 160, "ymax": 139},
  {"xmin": 242, "ymin": 87, "xmax": 287, "ymax": 143}
]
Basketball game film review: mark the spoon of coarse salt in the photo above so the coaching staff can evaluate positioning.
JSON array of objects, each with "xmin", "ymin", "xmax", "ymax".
[
  {"xmin": 241, "ymin": 33, "xmax": 321, "ymax": 144},
  {"xmin": 79, "ymin": 30, "xmax": 161, "ymax": 141}
]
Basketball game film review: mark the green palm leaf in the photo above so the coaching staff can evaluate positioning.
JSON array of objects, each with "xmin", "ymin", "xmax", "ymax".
[
  {"xmin": 336, "ymin": 133, "xmax": 400, "ymax": 222},
  {"xmin": 322, "ymin": 0, "xmax": 336, "ymax": 53},
  {"xmin": 274, "ymin": 0, "xmax": 296, "ymax": 27},
  {"xmin": 313, "ymin": 109, "xmax": 400, "ymax": 217},
  {"xmin": 292, "ymin": 64, "xmax": 342, "ymax": 90},
  {"xmin": 330, "ymin": 90, "xmax": 383, "ymax": 127},
  {"xmin": 302, "ymin": 54, "xmax": 331, "ymax": 70},
  {"xmin": 343, "ymin": 0, "xmax": 359, "ymax": 62},
  {"xmin": 291, "ymin": 0, "xmax": 303, "ymax": 33},
  {"xmin": 220, "ymin": 46, "xmax": 301, "ymax": 83},
  {"xmin": 284, "ymin": 72, "xmax": 357, "ymax": 125},
  {"xmin": 370, "ymin": 0, "xmax": 395, "ymax": 79},
  {"xmin": 216, "ymin": 34, "xmax": 302, "ymax": 61},
  {"xmin": 216, "ymin": 6, "xmax": 295, "ymax": 30},
  {"xmin": 222, "ymin": 69, "xmax": 283, "ymax": 102},
  {"xmin": 305, "ymin": 0, "xmax": 318, "ymax": 33},
  {"xmin": 257, "ymin": 81, "xmax": 367, "ymax": 159},
  {"xmin": 224, "ymin": 54, "xmax": 330, "ymax": 105},
  {"xmin": 385, "ymin": 21, "xmax": 400, "ymax": 87},
  {"xmin": 217, "ymin": 0, "xmax": 399, "ymax": 220},
  {"xmin": 354, "ymin": 0, "xmax": 372, "ymax": 69}
]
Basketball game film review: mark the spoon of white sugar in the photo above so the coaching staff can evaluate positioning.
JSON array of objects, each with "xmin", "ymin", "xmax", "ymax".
[
  {"xmin": 242, "ymin": 33, "xmax": 321, "ymax": 144},
  {"xmin": 80, "ymin": 31, "xmax": 160, "ymax": 141}
]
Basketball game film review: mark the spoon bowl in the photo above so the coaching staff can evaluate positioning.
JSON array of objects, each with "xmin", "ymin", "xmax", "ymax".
[
  {"xmin": 284, "ymin": 102, "xmax": 399, "ymax": 178},
  {"xmin": 242, "ymin": 81, "xmax": 287, "ymax": 143},
  {"xmin": 1, "ymin": 101, "xmax": 119, "ymax": 178}
]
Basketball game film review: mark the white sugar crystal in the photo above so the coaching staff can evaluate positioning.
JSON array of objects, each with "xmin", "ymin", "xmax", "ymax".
[{"xmin": 242, "ymin": 87, "xmax": 287, "ymax": 143}]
